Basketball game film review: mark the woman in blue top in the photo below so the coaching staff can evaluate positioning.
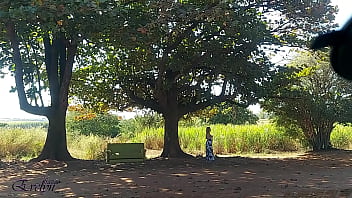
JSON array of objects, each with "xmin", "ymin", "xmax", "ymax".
[{"xmin": 205, "ymin": 127, "xmax": 215, "ymax": 161}]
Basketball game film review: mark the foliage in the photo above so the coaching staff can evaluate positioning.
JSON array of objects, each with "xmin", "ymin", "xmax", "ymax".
[
  {"xmin": 0, "ymin": 0, "xmax": 126, "ymax": 160},
  {"xmin": 67, "ymin": 105, "xmax": 120, "ymax": 137},
  {"xmin": 134, "ymin": 110, "xmax": 164, "ymax": 129},
  {"xmin": 118, "ymin": 113, "xmax": 164, "ymax": 139},
  {"xmin": 71, "ymin": 0, "xmax": 338, "ymax": 113},
  {"xmin": 182, "ymin": 102, "xmax": 258, "ymax": 125},
  {"xmin": 208, "ymin": 103, "xmax": 259, "ymax": 125},
  {"xmin": 71, "ymin": 1, "xmax": 337, "ymax": 156},
  {"xmin": 262, "ymin": 51, "xmax": 352, "ymax": 151},
  {"xmin": 0, "ymin": 0, "xmax": 118, "ymax": 113}
]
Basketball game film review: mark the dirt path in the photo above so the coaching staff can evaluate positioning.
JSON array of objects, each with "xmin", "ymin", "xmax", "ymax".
[{"xmin": 0, "ymin": 150, "xmax": 351, "ymax": 197}]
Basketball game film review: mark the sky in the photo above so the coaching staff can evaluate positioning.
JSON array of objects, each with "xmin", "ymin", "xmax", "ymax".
[{"xmin": 0, "ymin": 1, "xmax": 351, "ymax": 119}]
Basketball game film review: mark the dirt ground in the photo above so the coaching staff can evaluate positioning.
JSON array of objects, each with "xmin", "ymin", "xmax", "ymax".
[{"xmin": 0, "ymin": 150, "xmax": 352, "ymax": 198}]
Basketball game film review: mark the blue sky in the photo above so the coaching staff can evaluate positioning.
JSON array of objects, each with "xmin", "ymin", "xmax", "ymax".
[{"xmin": 0, "ymin": 1, "xmax": 351, "ymax": 119}]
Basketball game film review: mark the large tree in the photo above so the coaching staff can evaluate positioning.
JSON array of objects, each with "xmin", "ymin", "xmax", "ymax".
[
  {"xmin": 72, "ymin": 0, "xmax": 337, "ymax": 157},
  {"xmin": 263, "ymin": 51, "xmax": 352, "ymax": 151},
  {"xmin": 0, "ymin": 0, "xmax": 121, "ymax": 161}
]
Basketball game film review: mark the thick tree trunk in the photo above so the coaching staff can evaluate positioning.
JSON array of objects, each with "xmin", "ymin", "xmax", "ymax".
[
  {"xmin": 311, "ymin": 123, "xmax": 334, "ymax": 151},
  {"xmin": 30, "ymin": 109, "xmax": 75, "ymax": 162},
  {"xmin": 312, "ymin": 132, "xmax": 322, "ymax": 151},
  {"xmin": 7, "ymin": 22, "xmax": 77, "ymax": 162},
  {"xmin": 160, "ymin": 113, "xmax": 192, "ymax": 158}
]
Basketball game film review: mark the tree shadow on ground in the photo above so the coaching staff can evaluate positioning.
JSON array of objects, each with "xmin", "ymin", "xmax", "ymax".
[{"xmin": 0, "ymin": 150, "xmax": 351, "ymax": 197}]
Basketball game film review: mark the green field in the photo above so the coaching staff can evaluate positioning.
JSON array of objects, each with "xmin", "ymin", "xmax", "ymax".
[{"xmin": 0, "ymin": 122, "xmax": 352, "ymax": 161}]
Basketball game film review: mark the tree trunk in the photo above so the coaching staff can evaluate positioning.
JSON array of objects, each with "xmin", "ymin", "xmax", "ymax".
[
  {"xmin": 6, "ymin": 22, "xmax": 77, "ymax": 162},
  {"xmin": 160, "ymin": 112, "xmax": 192, "ymax": 158},
  {"xmin": 30, "ymin": 109, "xmax": 75, "ymax": 162},
  {"xmin": 311, "ymin": 123, "xmax": 334, "ymax": 151},
  {"xmin": 312, "ymin": 131, "xmax": 322, "ymax": 151}
]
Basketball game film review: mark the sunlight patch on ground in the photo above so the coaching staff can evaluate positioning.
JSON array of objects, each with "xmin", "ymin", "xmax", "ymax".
[
  {"xmin": 120, "ymin": 177, "xmax": 134, "ymax": 183},
  {"xmin": 146, "ymin": 149, "xmax": 306, "ymax": 160},
  {"xmin": 171, "ymin": 173, "xmax": 188, "ymax": 177},
  {"xmin": 146, "ymin": 149, "xmax": 306, "ymax": 159},
  {"xmin": 235, "ymin": 152, "xmax": 305, "ymax": 159},
  {"xmin": 0, "ymin": 184, "xmax": 8, "ymax": 191}
]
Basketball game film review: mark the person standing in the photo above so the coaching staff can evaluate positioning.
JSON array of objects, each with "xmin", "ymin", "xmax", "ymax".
[{"xmin": 205, "ymin": 127, "xmax": 215, "ymax": 161}]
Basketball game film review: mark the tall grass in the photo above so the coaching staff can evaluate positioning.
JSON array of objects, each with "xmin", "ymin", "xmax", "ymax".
[
  {"xmin": 132, "ymin": 124, "xmax": 299, "ymax": 155},
  {"xmin": 0, "ymin": 128, "xmax": 107, "ymax": 160},
  {"xmin": 0, "ymin": 128, "xmax": 46, "ymax": 160},
  {"xmin": 67, "ymin": 134, "xmax": 107, "ymax": 160},
  {"xmin": 1, "ymin": 123, "xmax": 352, "ymax": 160},
  {"xmin": 331, "ymin": 125, "xmax": 352, "ymax": 149}
]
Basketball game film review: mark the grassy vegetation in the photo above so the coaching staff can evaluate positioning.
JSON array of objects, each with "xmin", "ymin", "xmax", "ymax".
[
  {"xmin": 131, "ymin": 124, "xmax": 299, "ymax": 156},
  {"xmin": 0, "ymin": 127, "xmax": 108, "ymax": 161},
  {"xmin": 330, "ymin": 125, "xmax": 352, "ymax": 149},
  {"xmin": 0, "ymin": 122, "xmax": 352, "ymax": 161},
  {"xmin": 0, "ymin": 121, "xmax": 48, "ymax": 129},
  {"xmin": 0, "ymin": 128, "xmax": 45, "ymax": 160}
]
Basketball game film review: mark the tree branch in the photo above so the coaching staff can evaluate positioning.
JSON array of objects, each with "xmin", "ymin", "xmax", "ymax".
[
  {"xmin": 44, "ymin": 35, "xmax": 60, "ymax": 107},
  {"xmin": 23, "ymin": 37, "xmax": 39, "ymax": 106},
  {"xmin": 6, "ymin": 22, "xmax": 49, "ymax": 116},
  {"xmin": 31, "ymin": 39, "xmax": 45, "ymax": 107},
  {"xmin": 179, "ymin": 95, "xmax": 227, "ymax": 116},
  {"xmin": 58, "ymin": 34, "xmax": 67, "ymax": 85},
  {"xmin": 126, "ymin": 89, "xmax": 163, "ymax": 113},
  {"xmin": 59, "ymin": 40, "xmax": 77, "ymax": 112}
]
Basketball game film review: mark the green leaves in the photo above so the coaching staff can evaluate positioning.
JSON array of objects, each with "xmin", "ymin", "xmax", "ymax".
[
  {"xmin": 70, "ymin": 0, "xmax": 338, "ymax": 118},
  {"xmin": 263, "ymin": 50, "xmax": 352, "ymax": 150}
]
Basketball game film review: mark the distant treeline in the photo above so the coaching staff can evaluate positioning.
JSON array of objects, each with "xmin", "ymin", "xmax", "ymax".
[{"xmin": 0, "ymin": 121, "xmax": 48, "ymax": 129}]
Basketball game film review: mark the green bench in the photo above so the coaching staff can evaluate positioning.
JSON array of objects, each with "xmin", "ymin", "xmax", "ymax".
[{"xmin": 106, "ymin": 143, "xmax": 146, "ymax": 163}]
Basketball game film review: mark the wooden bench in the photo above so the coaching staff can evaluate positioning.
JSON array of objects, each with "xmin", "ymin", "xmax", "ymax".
[{"xmin": 106, "ymin": 143, "xmax": 145, "ymax": 163}]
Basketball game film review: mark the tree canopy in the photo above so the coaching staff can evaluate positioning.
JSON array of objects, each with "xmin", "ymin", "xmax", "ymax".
[
  {"xmin": 71, "ymin": 0, "xmax": 337, "ymax": 157},
  {"xmin": 262, "ymin": 51, "xmax": 352, "ymax": 151},
  {"xmin": 0, "ymin": 0, "xmax": 123, "ymax": 161}
]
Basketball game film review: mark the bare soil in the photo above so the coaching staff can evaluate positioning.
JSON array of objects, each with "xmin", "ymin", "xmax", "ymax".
[{"xmin": 1, "ymin": 150, "xmax": 352, "ymax": 197}]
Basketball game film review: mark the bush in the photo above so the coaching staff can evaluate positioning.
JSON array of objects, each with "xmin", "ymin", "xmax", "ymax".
[
  {"xmin": 67, "ymin": 113, "xmax": 120, "ymax": 137},
  {"xmin": 134, "ymin": 113, "xmax": 164, "ymax": 129},
  {"xmin": 118, "ymin": 112, "xmax": 164, "ymax": 138}
]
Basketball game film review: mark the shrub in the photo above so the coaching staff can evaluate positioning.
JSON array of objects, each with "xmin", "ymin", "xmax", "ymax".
[
  {"xmin": 67, "ymin": 112, "xmax": 120, "ymax": 137},
  {"xmin": 134, "ymin": 113, "xmax": 164, "ymax": 129}
]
